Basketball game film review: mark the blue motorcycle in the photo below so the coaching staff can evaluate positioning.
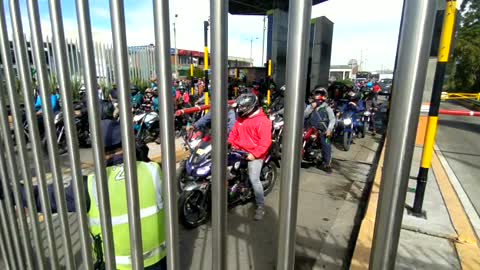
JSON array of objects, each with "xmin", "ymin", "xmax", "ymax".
[
  {"xmin": 178, "ymin": 137, "xmax": 278, "ymax": 228},
  {"xmin": 335, "ymin": 101, "xmax": 366, "ymax": 151}
]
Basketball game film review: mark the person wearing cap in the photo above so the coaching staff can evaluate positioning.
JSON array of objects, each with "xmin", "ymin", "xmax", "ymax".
[{"xmin": 23, "ymin": 116, "xmax": 167, "ymax": 270}]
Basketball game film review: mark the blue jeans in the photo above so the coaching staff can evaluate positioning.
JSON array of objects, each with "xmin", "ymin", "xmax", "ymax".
[
  {"xmin": 320, "ymin": 134, "xmax": 332, "ymax": 165},
  {"xmin": 248, "ymin": 159, "xmax": 265, "ymax": 207}
]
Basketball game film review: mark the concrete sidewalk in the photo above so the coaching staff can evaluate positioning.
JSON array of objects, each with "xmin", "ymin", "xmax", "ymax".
[{"xmin": 351, "ymin": 145, "xmax": 480, "ymax": 269}]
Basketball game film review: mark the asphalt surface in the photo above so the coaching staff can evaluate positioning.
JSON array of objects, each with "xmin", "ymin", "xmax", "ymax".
[{"xmin": 436, "ymin": 101, "xmax": 480, "ymax": 217}]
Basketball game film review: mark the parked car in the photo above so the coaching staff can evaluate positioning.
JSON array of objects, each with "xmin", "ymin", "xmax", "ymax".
[{"xmin": 379, "ymin": 78, "xmax": 393, "ymax": 95}]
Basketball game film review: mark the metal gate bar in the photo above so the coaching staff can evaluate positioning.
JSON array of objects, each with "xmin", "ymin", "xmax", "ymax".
[
  {"xmin": 210, "ymin": 0, "xmax": 228, "ymax": 269},
  {"xmin": 0, "ymin": 3, "xmax": 33, "ymax": 268},
  {"xmin": 153, "ymin": 0, "xmax": 180, "ymax": 269},
  {"xmin": 48, "ymin": 0, "xmax": 94, "ymax": 267},
  {"xmin": 0, "ymin": 201, "xmax": 11, "ymax": 269},
  {"xmin": 0, "ymin": 157, "xmax": 18, "ymax": 269},
  {"xmin": 369, "ymin": 0, "xmax": 436, "ymax": 268},
  {"xmin": 75, "ymin": 0, "xmax": 117, "ymax": 269},
  {"xmin": 27, "ymin": 0, "xmax": 80, "ymax": 268},
  {"xmin": 8, "ymin": 0, "xmax": 53, "ymax": 268},
  {"xmin": 276, "ymin": 0, "xmax": 312, "ymax": 269},
  {"xmin": 109, "ymin": 0, "xmax": 144, "ymax": 268}
]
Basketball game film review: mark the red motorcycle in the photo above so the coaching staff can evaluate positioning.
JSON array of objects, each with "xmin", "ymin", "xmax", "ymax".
[{"xmin": 302, "ymin": 127, "xmax": 323, "ymax": 164}]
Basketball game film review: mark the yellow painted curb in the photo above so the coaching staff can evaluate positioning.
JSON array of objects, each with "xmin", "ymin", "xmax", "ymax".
[
  {"xmin": 432, "ymin": 153, "xmax": 480, "ymax": 269},
  {"xmin": 350, "ymin": 147, "xmax": 385, "ymax": 270}
]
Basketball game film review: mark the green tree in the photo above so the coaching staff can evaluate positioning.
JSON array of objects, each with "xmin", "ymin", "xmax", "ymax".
[{"xmin": 449, "ymin": 0, "xmax": 480, "ymax": 92}]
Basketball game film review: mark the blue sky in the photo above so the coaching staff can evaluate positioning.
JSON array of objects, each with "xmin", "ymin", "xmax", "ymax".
[{"xmin": 5, "ymin": 0, "xmax": 432, "ymax": 71}]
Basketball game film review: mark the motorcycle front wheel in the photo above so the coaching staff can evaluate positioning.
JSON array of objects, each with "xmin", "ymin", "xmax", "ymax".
[
  {"xmin": 261, "ymin": 162, "xmax": 278, "ymax": 196},
  {"xmin": 178, "ymin": 190, "xmax": 210, "ymax": 229},
  {"xmin": 176, "ymin": 161, "xmax": 187, "ymax": 193},
  {"xmin": 343, "ymin": 131, "xmax": 352, "ymax": 151}
]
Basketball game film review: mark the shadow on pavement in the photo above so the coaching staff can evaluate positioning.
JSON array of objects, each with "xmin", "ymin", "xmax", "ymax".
[{"xmin": 439, "ymin": 119, "xmax": 480, "ymax": 135}]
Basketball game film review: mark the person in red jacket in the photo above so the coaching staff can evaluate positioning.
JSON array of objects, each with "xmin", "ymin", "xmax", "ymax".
[{"xmin": 228, "ymin": 93, "xmax": 272, "ymax": 220}]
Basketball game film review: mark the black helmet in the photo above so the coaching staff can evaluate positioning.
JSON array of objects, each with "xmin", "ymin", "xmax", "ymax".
[
  {"xmin": 346, "ymin": 89, "xmax": 360, "ymax": 101},
  {"xmin": 100, "ymin": 101, "xmax": 115, "ymax": 120},
  {"xmin": 236, "ymin": 93, "xmax": 258, "ymax": 118},
  {"xmin": 130, "ymin": 85, "xmax": 139, "ymax": 94},
  {"xmin": 313, "ymin": 87, "xmax": 328, "ymax": 98}
]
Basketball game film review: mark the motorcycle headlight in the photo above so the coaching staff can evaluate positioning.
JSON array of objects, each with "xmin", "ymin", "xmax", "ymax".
[
  {"xmin": 343, "ymin": 118, "xmax": 352, "ymax": 125},
  {"xmin": 196, "ymin": 166, "xmax": 210, "ymax": 176},
  {"xmin": 269, "ymin": 115, "xmax": 276, "ymax": 121},
  {"xmin": 364, "ymin": 111, "xmax": 371, "ymax": 116},
  {"xmin": 234, "ymin": 161, "xmax": 241, "ymax": 170}
]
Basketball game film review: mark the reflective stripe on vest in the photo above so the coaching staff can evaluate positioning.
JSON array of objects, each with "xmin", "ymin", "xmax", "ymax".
[
  {"xmin": 115, "ymin": 242, "xmax": 167, "ymax": 265},
  {"xmin": 88, "ymin": 205, "xmax": 161, "ymax": 227}
]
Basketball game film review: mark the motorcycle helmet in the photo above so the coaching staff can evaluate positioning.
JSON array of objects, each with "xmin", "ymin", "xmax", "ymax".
[
  {"xmin": 100, "ymin": 100, "xmax": 115, "ymax": 120},
  {"xmin": 346, "ymin": 89, "xmax": 360, "ymax": 101},
  {"xmin": 78, "ymin": 85, "xmax": 86, "ymax": 100},
  {"xmin": 367, "ymin": 81, "xmax": 373, "ymax": 88},
  {"xmin": 313, "ymin": 87, "xmax": 328, "ymax": 103},
  {"xmin": 130, "ymin": 85, "xmax": 139, "ymax": 95},
  {"xmin": 145, "ymin": 88, "xmax": 153, "ymax": 96},
  {"xmin": 236, "ymin": 93, "xmax": 259, "ymax": 118}
]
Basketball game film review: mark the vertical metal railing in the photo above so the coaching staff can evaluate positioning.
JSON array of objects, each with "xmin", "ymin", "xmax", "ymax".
[
  {"xmin": 210, "ymin": 0, "xmax": 228, "ymax": 269},
  {"xmin": 75, "ymin": 0, "xmax": 117, "ymax": 269},
  {"xmin": 9, "ymin": 0, "xmax": 62, "ymax": 268},
  {"xmin": 370, "ymin": 0, "xmax": 436, "ymax": 269},
  {"xmin": 48, "ymin": 0, "xmax": 93, "ymax": 267},
  {"xmin": 276, "ymin": 0, "xmax": 312, "ymax": 269},
  {"xmin": 109, "ymin": 0, "xmax": 144, "ymax": 268},
  {"xmin": 0, "ymin": 3, "xmax": 33, "ymax": 268},
  {"xmin": 0, "ymin": 146, "xmax": 19, "ymax": 269},
  {"xmin": 153, "ymin": 0, "xmax": 180, "ymax": 269},
  {"xmin": 27, "ymin": 0, "xmax": 79, "ymax": 268}
]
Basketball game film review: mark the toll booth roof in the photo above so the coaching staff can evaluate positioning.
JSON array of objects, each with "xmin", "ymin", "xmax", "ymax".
[{"xmin": 229, "ymin": 0, "xmax": 328, "ymax": 15}]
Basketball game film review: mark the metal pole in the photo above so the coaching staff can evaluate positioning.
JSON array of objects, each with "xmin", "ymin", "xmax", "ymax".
[
  {"xmin": 174, "ymin": 14, "xmax": 178, "ymax": 79},
  {"xmin": 48, "ymin": 0, "xmax": 94, "ymax": 267},
  {"xmin": 0, "ymin": 155, "xmax": 18, "ymax": 269},
  {"xmin": 276, "ymin": 0, "xmax": 312, "ymax": 269},
  {"xmin": 413, "ymin": 0, "xmax": 457, "ymax": 215},
  {"xmin": 28, "ymin": 0, "xmax": 82, "ymax": 269},
  {"xmin": 204, "ymin": 20, "xmax": 209, "ymax": 86},
  {"xmin": 152, "ymin": 0, "xmax": 180, "ymax": 269},
  {"xmin": 0, "ymin": 202, "xmax": 12, "ymax": 270},
  {"xmin": 370, "ymin": 0, "xmax": 436, "ymax": 268},
  {"xmin": 109, "ymin": 1, "xmax": 144, "ymax": 268},
  {"xmin": 0, "ymin": 3, "xmax": 31, "ymax": 267},
  {"xmin": 210, "ymin": 0, "xmax": 228, "ymax": 269},
  {"xmin": 75, "ymin": 0, "xmax": 117, "ymax": 269},
  {"xmin": 9, "ymin": 0, "xmax": 58, "ymax": 268},
  {"xmin": 261, "ymin": 15, "xmax": 266, "ymax": 66}
]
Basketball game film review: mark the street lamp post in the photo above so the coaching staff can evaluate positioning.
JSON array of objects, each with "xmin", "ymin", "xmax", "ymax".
[{"xmin": 248, "ymin": 37, "xmax": 259, "ymax": 67}]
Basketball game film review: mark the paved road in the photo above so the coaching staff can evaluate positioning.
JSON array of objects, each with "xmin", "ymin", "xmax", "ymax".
[{"xmin": 436, "ymin": 101, "xmax": 480, "ymax": 216}]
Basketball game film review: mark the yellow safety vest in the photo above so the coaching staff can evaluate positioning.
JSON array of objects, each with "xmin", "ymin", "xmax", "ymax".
[{"xmin": 87, "ymin": 161, "xmax": 167, "ymax": 269}]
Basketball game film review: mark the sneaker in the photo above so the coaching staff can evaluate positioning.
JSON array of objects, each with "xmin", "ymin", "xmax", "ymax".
[{"xmin": 254, "ymin": 206, "xmax": 265, "ymax": 221}]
